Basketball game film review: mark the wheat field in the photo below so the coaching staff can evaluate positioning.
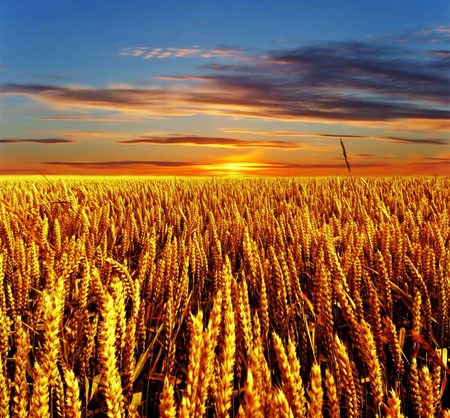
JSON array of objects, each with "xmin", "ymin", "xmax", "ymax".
[{"xmin": 0, "ymin": 176, "xmax": 449, "ymax": 417}]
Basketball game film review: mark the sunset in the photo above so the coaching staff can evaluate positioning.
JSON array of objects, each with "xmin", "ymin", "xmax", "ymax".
[
  {"xmin": 1, "ymin": 1, "xmax": 449, "ymax": 176},
  {"xmin": 1, "ymin": 2, "xmax": 449, "ymax": 418}
]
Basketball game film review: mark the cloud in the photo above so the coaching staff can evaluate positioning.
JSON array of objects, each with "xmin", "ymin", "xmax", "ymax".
[
  {"xmin": 118, "ymin": 134, "xmax": 300, "ymax": 149},
  {"xmin": 44, "ymin": 160, "xmax": 201, "ymax": 169},
  {"xmin": 221, "ymin": 129, "xmax": 448, "ymax": 145},
  {"xmin": 357, "ymin": 153, "xmax": 378, "ymax": 158},
  {"xmin": 423, "ymin": 155, "xmax": 450, "ymax": 161},
  {"xmin": 120, "ymin": 46, "xmax": 246, "ymax": 60},
  {"xmin": 2, "ymin": 39, "xmax": 449, "ymax": 128},
  {"xmin": 0, "ymin": 138, "xmax": 75, "ymax": 144},
  {"xmin": 221, "ymin": 129, "xmax": 350, "ymax": 138},
  {"xmin": 427, "ymin": 50, "xmax": 450, "ymax": 58},
  {"xmin": 200, "ymin": 47, "xmax": 246, "ymax": 59},
  {"xmin": 372, "ymin": 25, "xmax": 450, "ymax": 44},
  {"xmin": 412, "ymin": 25, "xmax": 450, "ymax": 42},
  {"xmin": 0, "ymin": 83, "xmax": 189, "ymax": 116},
  {"xmin": 34, "ymin": 115, "xmax": 144, "ymax": 122},
  {"xmin": 18, "ymin": 156, "xmax": 445, "ymax": 175},
  {"xmin": 33, "ymin": 130, "xmax": 125, "ymax": 140},
  {"xmin": 42, "ymin": 159, "xmax": 386, "ymax": 171},
  {"xmin": 36, "ymin": 159, "xmax": 390, "ymax": 177},
  {"xmin": 264, "ymin": 42, "xmax": 449, "ymax": 106},
  {"xmin": 381, "ymin": 136, "xmax": 447, "ymax": 145},
  {"xmin": 266, "ymin": 161, "xmax": 386, "ymax": 169}
]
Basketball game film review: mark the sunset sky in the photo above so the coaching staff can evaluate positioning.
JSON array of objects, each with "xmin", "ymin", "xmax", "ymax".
[{"xmin": 1, "ymin": 1, "xmax": 449, "ymax": 176}]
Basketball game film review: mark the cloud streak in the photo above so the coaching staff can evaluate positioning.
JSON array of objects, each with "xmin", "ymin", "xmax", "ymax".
[
  {"xmin": 0, "ymin": 138, "xmax": 75, "ymax": 144},
  {"xmin": 34, "ymin": 115, "xmax": 144, "ymax": 122},
  {"xmin": 44, "ymin": 160, "xmax": 200, "ymax": 169},
  {"xmin": 221, "ymin": 129, "xmax": 448, "ymax": 145},
  {"xmin": 37, "ymin": 158, "xmax": 424, "ymax": 177},
  {"xmin": 118, "ymin": 134, "xmax": 300, "ymax": 149},
  {"xmin": 41, "ymin": 159, "xmax": 387, "ymax": 172}
]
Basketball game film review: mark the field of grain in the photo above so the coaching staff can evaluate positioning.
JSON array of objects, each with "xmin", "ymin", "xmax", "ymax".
[{"xmin": 0, "ymin": 176, "xmax": 449, "ymax": 417}]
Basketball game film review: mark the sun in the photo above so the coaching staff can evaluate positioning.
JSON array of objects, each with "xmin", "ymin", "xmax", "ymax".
[{"xmin": 202, "ymin": 162, "xmax": 262, "ymax": 177}]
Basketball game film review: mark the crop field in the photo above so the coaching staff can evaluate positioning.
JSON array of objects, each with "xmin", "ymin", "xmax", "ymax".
[{"xmin": 0, "ymin": 176, "xmax": 449, "ymax": 417}]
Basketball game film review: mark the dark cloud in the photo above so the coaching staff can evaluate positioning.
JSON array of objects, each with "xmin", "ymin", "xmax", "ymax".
[
  {"xmin": 407, "ymin": 161, "xmax": 449, "ymax": 167},
  {"xmin": 422, "ymin": 157, "xmax": 450, "ymax": 161},
  {"xmin": 383, "ymin": 136, "xmax": 447, "ymax": 145},
  {"xmin": 261, "ymin": 42, "xmax": 450, "ymax": 106},
  {"xmin": 356, "ymin": 154, "xmax": 394, "ymax": 159},
  {"xmin": 221, "ymin": 129, "xmax": 448, "ymax": 146},
  {"xmin": 317, "ymin": 134, "xmax": 366, "ymax": 139},
  {"xmin": 1, "ymin": 39, "xmax": 449, "ymax": 124},
  {"xmin": 0, "ymin": 138, "xmax": 75, "ymax": 144},
  {"xmin": 322, "ymin": 134, "xmax": 448, "ymax": 145},
  {"xmin": 118, "ymin": 135, "xmax": 300, "ymax": 149}
]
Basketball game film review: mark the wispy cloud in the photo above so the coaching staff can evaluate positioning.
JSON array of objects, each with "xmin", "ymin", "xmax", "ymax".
[
  {"xmin": 118, "ymin": 134, "xmax": 300, "ymax": 149},
  {"xmin": 2, "ymin": 38, "xmax": 449, "ymax": 129},
  {"xmin": 0, "ymin": 138, "xmax": 75, "ymax": 144},
  {"xmin": 120, "ymin": 46, "xmax": 246, "ymax": 60},
  {"xmin": 34, "ymin": 115, "xmax": 144, "ymax": 122},
  {"xmin": 427, "ymin": 50, "xmax": 450, "ymax": 58},
  {"xmin": 411, "ymin": 24, "xmax": 450, "ymax": 42},
  {"xmin": 371, "ymin": 24, "xmax": 450, "ymax": 44},
  {"xmin": 32, "ymin": 130, "xmax": 126, "ymax": 140}
]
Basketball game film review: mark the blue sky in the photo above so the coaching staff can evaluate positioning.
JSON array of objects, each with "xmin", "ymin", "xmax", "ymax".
[{"xmin": 1, "ymin": 1, "xmax": 449, "ymax": 175}]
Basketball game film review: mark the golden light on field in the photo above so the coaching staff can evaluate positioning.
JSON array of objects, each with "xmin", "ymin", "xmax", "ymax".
[{"xmin": 202, "ymin": 162, "xmax": 264, "ymax": 176}]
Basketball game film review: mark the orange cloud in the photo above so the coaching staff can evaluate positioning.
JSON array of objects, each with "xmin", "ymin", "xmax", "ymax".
[
  {"xmin": 118, "ymin": 134, "xmax": 301, "ymax": 149},
  {"xmin": 2, "ymin": 81, "xmax": 447, "ymax": 133}
]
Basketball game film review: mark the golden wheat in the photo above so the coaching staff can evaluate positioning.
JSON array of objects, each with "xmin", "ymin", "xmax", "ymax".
[{"xmin": 0, "ymin": 176, "xmax": 448, "ymax": 416}]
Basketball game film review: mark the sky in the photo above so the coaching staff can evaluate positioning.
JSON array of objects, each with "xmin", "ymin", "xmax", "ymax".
[{"xmin": 0, "ymin": 0, "xmax": 449, "ymax": 176}]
